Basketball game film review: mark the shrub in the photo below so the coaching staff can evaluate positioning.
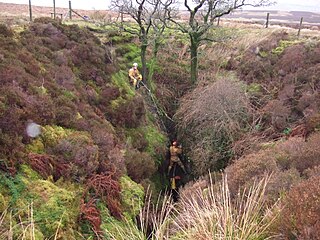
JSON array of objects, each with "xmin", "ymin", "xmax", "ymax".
[
  {"xmin": 80, "ymin": 198, "xmax": 102, "ymax": 236},
  {"xmin": 99, "ymin": 85, "xmax": 121, "ymax": 108},
  {"xmin": 109, "ymin": 95, "xmax": 146, "ymax": 128},
  {"xmin": 276, "ymin": 176, "xmax": 320, "ymax": 239},
  {"xmin": 125, "ymin": 128, "xmax": 148, "ymax": 151},
  {"xmin": 276, "ymin": 133, "xmax": 320, "ymax": 174},
  {"xmin": 266, "ymin": 168, "xmax": 301, "ymax": 203},
  {"xmin": 27, "ymin": 152, "xmax": 69, "ymax": 181},
  {"xmin": 0, "ymin": 24, "xmax": 14, "ymax": 37},
  {"xmin": 124, "ymin": 149, "xmax": 157, "ymax": 183},
  {"xmin": 91, "ymin": 126, "xmax": 116, "ymax": 153},
  {"xmin": 105, "ymin": 147, "xmax": 126, "ymax": 175},
  {"xmin": 276, "ymin": 44, "xmax": 306, "ymax": 74},
  {"xmin": 52, "ymin": 65, "xmax": 76, "ymax": 90},
  {"xmin": 85, "ymin": 171, "xmax": 122, "ymax": 219},
  {"xmin": 39, "ymin": 125, "xmax": 71, "ymax": 148},
  {"xmin": 263, "ymin": 99, "xmax": 290, "ymax": 131},
  {"xmin": 304, "ymin": 165, "xmax": 320, "ymax": 178},
  {"xmin": 239, "ymin": 56, "xmax": 274, "ymax": 84},
  {"xmin": 225, "ymin": 150, "xmax": 278, "ymax": 195},
  {"xmin": 0, "ymin": 132, "xmax": 23, "ymax": 174},
  {"xmin": 176, "ymin": 78, "xmax": 253, "ymax": 176},
  {"xmin": 62, "ymin": 23, "xmax": 100, "ymax": 45},
  {"xmin": 31, "ymin": 22, "xmax": 69, "ymax": 51},
  {"xmin": 52, "ymin": 132, "xmax": 100, "ymax": 182}
]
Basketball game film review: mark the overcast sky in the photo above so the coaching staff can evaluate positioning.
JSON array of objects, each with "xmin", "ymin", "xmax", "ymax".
[{"xmin": 0, "ymin": 0, "xmax": 319, "ymax": 12}]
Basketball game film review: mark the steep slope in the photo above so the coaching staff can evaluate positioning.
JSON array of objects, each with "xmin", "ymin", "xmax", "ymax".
[
  {"xmin": 0, "ymin": 18, "xmax": 167, "ymax": 238},
  {"xmin": 171, "ymin": 29, "xmax": 320, "ymax": 239}
]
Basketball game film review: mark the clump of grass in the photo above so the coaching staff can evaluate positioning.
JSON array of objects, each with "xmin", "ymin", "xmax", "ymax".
[
  {"xmin": 105, "ymin": 190, "xmax": 174, "ymax": 240},
  {"xmin": 172, "ymin": 175, "xmax": 279, "ymax": 240},
  {"xmin": 0, "ymin": 203, "xmax": 44, "ymax": 239},
  {"xmin": 105, "ymin": 175, "xmax": 279, "ymax": 240}
]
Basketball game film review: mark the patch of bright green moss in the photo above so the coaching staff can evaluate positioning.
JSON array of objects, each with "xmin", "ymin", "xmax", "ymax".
[
  {"xmin": 120, "ymin": 175, "xmax": 145, "ymax": 220},
  {"xmin": 258, "ymin": 50, "xmax": 268, "ymax": 58},
  {"xmin": 109, "ymin": 32, "xmax": 134, "ymax": 44},
  {"xmin": 30, "ymin": 180, "xmax": 78, "ymax": 237},
  {"xmin": 40, "ymin": 125, "xmax": 73, "ymax": 148},
  {"xmin": 271, "ymin": 40, "xmax": 301, "ymax": 55},
  {"xmin": 111, "ymin": 71, "xmax": 135, "ymax": 109},
  {"xmin": 26, "ymin": 138, "xmax": 45, "ymax": 153},
  {"xmin": 20, "ymin": 164, "xmax": 41, "ymax": 181},
  {"xmin": 0, "ymin": 155, "xmax": 83, "ymax": 238},
  {"xmin": 26, "ymin": 125, "xmax": 72, "ymax": 152},
  {"xmin": 0, "ymin": 174, "xmax": 26, "ymax": 207},
  {"xmin": 247, "ymin": 83, "xmax": 262, "ymax": 95},
  {"xmin": 144, "ymin": 125, "xmax": 167, "ymax": 163}
]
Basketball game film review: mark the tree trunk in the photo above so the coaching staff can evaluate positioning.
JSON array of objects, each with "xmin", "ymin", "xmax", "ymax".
[
  {"xmin": 190, "ymin": 39, "xmax": 198, "ymax": 84},
  {"xmin": 147, "ymin": 40, "xmax": 160, "ymax": 91},
  {"xmin": 141, "ymin": 40, "xmax": 148, "ymax": 85}
]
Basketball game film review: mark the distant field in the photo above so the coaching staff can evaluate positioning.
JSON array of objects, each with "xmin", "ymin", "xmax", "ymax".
[
  {"xmin": 225, "ymin": 10, "xmax": 320, "ymax": 26},
  {"xmin": 0, "ymin": 2, "xmax": 113, "ymax": 21},
  {"xmin": 0, "ymin": 2, "xmax": 319, "ymax": 30}
]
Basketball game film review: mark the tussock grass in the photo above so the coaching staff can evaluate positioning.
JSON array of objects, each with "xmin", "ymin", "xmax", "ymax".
[
  {"xmin": 200, "ymin": 28, "xmax": 278, "ymax": 74},
  {"xmin": 105, "ymin": 175, "xmax": 279, "ymax": 240},
  {"xmin": 0, "ymin": 204, "xmax": 39, "ymax": 240},
  {"xmin": 105, "ymin": 190, "xmax": 174, "ymax": 240},
  {"xmin": 172, "ymin": 175, "xmax": 279, "ymax": 240}
]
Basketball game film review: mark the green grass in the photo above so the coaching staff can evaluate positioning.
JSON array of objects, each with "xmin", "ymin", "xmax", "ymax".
[
  {"xmin": 271, "ymin": 39, "xmax": 301, "ymax": 55},
  {"xmin": 110, "ymin": 70, "xmax": 136, "ymax": 109}
]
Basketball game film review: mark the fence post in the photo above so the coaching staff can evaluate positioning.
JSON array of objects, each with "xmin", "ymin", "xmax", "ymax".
[
  {"xmin": 120, "ymin": 11, "xmax": 124, "ymax": 30},
  {"xmin": 297, "ymin": 17, "xmax": 303, "ymax": 37},
  {"xmin": 28, "ymin": 0, "xmax": 32, "ymax": 21},
  {"xmin": 69, "ymin": 1, "xmax": 72, "ymax": 19},
  {"xmin": 217, "ymin": 17, "xmax": 220, "ymax": 26},
  {"xmin": 53, "ymin": 0, "xmax": 56, "ymax": 19},
  {"xmin": 265, "ymin": 12, "xmax": 270, "ymax": 28}
]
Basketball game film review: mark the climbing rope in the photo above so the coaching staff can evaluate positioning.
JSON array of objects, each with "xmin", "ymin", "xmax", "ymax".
[{"xmin": 139, "ymin": 81, "xmax": 174, "ymax": 125}]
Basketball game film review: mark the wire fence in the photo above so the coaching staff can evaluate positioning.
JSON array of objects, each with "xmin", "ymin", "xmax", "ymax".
[{"xmin": 24, "ymin": 0, "xmax": 320, "ymax": 36}]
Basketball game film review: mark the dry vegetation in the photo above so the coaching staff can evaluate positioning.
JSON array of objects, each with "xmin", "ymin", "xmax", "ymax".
[
  {"xmin": 0, "ymin": 17, "xmax": 167, "ymax": 238},
  {"xmin": 0, "ymin": 3, "xmax": 320, "ymax": 239}
]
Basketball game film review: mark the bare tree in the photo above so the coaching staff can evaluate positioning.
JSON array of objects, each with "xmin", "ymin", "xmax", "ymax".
[
  {"xmin": 170, "ymin": 0, "xmax": 273, "ymax": 83},
  {"xmin": 111, "ymin": 0, "xmax": 176, "ymax": 86},
  {"xmin": 148, "ymin": 0, "xmax": 176, "ymax": 88}
]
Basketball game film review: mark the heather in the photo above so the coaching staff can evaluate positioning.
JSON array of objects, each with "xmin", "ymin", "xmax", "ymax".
[{"xmin": 0, "ymin": 11, "xmax": 320, "ymax": 240}]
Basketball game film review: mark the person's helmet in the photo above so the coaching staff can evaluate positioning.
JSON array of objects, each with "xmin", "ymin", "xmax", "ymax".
[
  {"xmin": 133, "ymin": 63, "xmax": 138, "ymax": 67},
  {"xmin": 172, "ymin": 141, "xmax": 178, "ymax": 146}
]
